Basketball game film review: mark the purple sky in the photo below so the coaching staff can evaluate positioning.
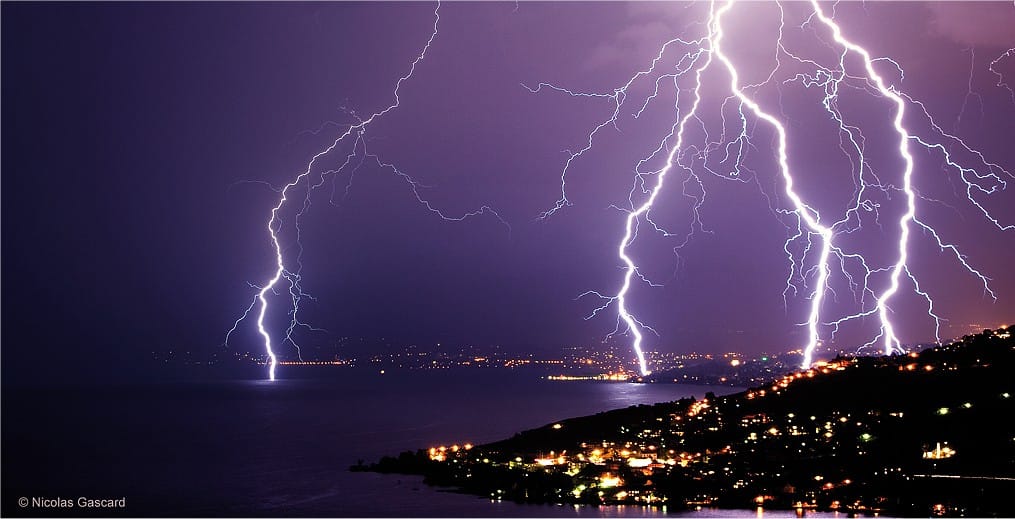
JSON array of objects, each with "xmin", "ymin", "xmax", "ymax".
[{"xmin": 2, "ymin": 2, "xmax": 1013, "ymax": 382}]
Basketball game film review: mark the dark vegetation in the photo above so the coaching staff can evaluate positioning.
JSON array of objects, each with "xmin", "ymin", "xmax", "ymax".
[{"xmin": 354, "ymin": 327, "xmax": 1015, "ymax": 517}]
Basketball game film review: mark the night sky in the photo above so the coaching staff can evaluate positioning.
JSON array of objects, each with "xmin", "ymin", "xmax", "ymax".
[{"xmin": 2, "ymin": 2, "xmax": 1013, "ymax": 384}]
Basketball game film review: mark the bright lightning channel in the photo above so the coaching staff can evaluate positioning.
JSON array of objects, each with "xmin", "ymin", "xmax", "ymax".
[
  {"xmin": 712, "ymin": 0, "xmax": 834, "ymax": 370},
  {"xmin": 804, "ymin": 0, "xmax": 916, "ymax": 362},
  {"xmin": 226, "ymin": 2, "xmax": 507, "ymax": 380},
  {"xmin": 614, "ymin": 6, "xmax": 720, "ymax": 377},
  {"xmin": 534, "ymin": 0, "xmax": 1012, "ymax": 373}
]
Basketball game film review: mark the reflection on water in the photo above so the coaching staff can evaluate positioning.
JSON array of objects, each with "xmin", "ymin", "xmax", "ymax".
[{"xmin": 3, "ymin": 370, "xmax": 813, "ymax": 517}]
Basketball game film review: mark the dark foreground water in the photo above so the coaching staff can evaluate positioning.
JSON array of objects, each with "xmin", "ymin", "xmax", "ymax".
[{"xmin": 3, "ymin": 369, "xmax": 841, "ymax": 517}]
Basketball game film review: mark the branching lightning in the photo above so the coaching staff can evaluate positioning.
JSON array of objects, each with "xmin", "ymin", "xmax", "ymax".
[
  {"xmin": 532, "ymin": 0, "xmax": 1013, "ymax": 372},
  {"xmin": 223, "ymin": 1, "xmax": 1011, "ymax": 380},
  {"xmin": 226, "ymin": 2, "xmax": 508, "ymax": 380},
  {"xmin": 990, "ymin": 47, "xmax": 1015, "ymax": 103}
]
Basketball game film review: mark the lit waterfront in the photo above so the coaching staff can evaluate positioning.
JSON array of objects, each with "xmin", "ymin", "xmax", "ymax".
[
  {"xmin": 165, "ymin": 341, "xmax": 814, "ymax": 388},
  {"xmin": 375, "ymin": 328, "xmax": 1013, "ymax": 517}
]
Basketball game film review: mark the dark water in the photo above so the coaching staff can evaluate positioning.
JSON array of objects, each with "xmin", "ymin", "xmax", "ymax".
[{"xmin": 3, "ymin": 370, "xmax": 837, "ymax": 517}]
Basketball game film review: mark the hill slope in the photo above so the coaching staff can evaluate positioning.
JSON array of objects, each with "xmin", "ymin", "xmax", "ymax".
[{"xmin": 357, "ymin": 327, "xmax": 1015, "ymax": 517}]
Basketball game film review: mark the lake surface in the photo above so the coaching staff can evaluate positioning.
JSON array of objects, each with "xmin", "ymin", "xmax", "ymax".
[{"xmin": 2, "ymin": 369, "xmax": 841, "ymax": 517}]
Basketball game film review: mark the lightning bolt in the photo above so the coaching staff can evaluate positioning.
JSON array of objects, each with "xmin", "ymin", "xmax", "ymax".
[
  {"xmin": 534, "ymin": 1, "xmax": 1012, "ymax": 372},
  {"xmin": 615, "ymin": 15, "xmax": 718, "ymax": 377},
  {"xmin": 226, "ymin": 2, "xmax": 1011, "ymax": 379},
  {"xmin": 712, "ymin": 0, "xmax": 837, "ymax": 370},
  {"xmin": 799, "ymin": 3, "xmax": 1011, "ymax": 362},
  {"xmin": 800, "ymin": 0, "xmax": 916, "ymax": 363},
  {"xmin": 226, "ymin": 2, "xmax": 508, "ymax": 380}
]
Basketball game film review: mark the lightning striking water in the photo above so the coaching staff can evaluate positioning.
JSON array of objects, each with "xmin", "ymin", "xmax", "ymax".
[
  {"xmin": 227, "ymin": 2, "xmax": 1011, "ymax": 379},
  {"xmin": 613, "ymin": 8, "xmax": 719, "ymax": 377},
  {"xmin": 532, "ymin": 1, "xmax": 1012, "ymax": 372},
  {"xmin": 226, "ymin": 2, "xmax": 507, "ymax": 380}
]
